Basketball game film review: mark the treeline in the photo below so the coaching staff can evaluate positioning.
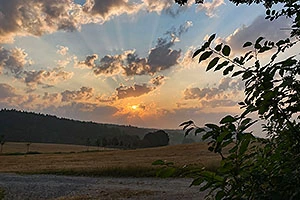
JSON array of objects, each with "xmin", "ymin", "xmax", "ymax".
[
  {"xmin": 95, "ymin": 130, "xmax": 169, "ymax": 149},
  {"xmin": 0, "ymin": 109, "xmax": 171, "ymax": 148}
]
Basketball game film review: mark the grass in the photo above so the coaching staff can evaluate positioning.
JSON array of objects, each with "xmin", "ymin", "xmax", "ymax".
[
  {"xmin": 0, "ymin": 142, "xmax": 220, "ymax": 178},
  {"xmin": 0, "ymin": 187, "xmax": 5, "ymax": 200},
  {"xmin": 0, "ymin": 142, "xmax": 110, "ymax": 154}
]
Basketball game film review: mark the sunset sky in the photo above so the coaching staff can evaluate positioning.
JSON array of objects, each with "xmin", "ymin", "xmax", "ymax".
[{"xmin": 0, "ymin": 0, "xmax": 296, "ymax": 132}]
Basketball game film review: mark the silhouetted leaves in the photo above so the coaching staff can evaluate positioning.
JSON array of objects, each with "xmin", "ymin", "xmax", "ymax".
[
  {"xmin": 206, "ymin": 57, "xmax": 220, "ymax": 71},
  {"xmin": 243, "ymin": 41, "xmax": 252, "ymax": 47},
  {"xmin": 222, "ymin": 45, "xmax": 231, "ymax": 56},
  {"xmin": 199, "ymin": 51, "xmax": 213, "ymax": 63}
]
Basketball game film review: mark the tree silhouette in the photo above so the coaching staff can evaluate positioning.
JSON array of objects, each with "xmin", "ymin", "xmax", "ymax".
[
  {"xmin": 175, "ymin": 0, "xmax": 300, "ymax": 199},
  {"xmin": 0, "ymin": 135, "xmax": 5, "ymax": 154},
  {"xmin": 141, "ymin": 130, "xmax": 169, "ymax": 148}
]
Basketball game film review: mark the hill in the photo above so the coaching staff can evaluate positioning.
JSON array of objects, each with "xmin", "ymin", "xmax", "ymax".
[{"xmin": 0, "ymin": 109, "xmax": 200, "ymax": 146}]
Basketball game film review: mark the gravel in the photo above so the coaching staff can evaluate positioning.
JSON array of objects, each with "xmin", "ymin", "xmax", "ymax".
[{"xmin": 0, "ymin": 173, "xmax": 206, "ymax": 200}]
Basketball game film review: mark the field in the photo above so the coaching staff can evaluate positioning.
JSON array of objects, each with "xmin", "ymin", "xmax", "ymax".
[{"xmin": 0, "ymin": 142, "xmax": 220, "ymax": 176}]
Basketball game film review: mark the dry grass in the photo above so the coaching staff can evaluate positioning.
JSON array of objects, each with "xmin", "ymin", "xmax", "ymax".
[
  {"xmin": 0, "ymin": 142, "xmax": 109, "ymax": 154},
  {"xmin": 0, "ymin": 142, "xmax": 220, "ymax": 175}
]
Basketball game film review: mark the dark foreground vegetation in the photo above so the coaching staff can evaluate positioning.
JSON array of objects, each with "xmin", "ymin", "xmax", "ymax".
[{"xmin": 169, "ymin": 0, "xmax": 300, "ymax": 200}]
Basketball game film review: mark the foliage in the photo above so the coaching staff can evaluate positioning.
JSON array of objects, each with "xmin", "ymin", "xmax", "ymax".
[
  {"xmin": 141, "ymin": 130, "xmax": 170, "ymax": 148},
  {"xmin": 175, "ymin": 1, "xmax": 300, "ymax": 199},
  {"xmin": 181, "ymin": 33, "xmax": 300, "ymax": 199},
  {"xmin": 0, "ymin": 187, "xmax": 5, "ymax": 200},
  {"xmin": 0, "ymin": 109, "xmax": 150, "ymax": 146}
]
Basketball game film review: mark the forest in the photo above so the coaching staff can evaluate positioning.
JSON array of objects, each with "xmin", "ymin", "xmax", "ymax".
[{"xmin": 0, "ymin": 109, "xmax": 171, "ymax": 149}]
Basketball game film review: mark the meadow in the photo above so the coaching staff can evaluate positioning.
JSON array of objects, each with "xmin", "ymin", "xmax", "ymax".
[{"xmin": 0, "ymin": 142, "xmax": 220, "ymax": 177}]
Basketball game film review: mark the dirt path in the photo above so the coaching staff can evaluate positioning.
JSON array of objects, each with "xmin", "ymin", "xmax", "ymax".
[{"xmin": 0, "ymin": 173, "xmax": 206, "ymax": 200}]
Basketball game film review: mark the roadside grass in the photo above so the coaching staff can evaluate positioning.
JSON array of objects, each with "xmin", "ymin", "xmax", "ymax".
[
  {"xmin": 19, "ymin": 162, "xmax": 219, "ymax": 178},
  {"xmin": 0, "ymin": 187, "xmax": 5, "ymax": 200}
]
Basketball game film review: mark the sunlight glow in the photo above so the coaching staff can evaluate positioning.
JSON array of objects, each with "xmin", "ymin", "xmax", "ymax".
[{"xmin": 131, "ymin": 105, "xmax": 138, "ymax": 110}]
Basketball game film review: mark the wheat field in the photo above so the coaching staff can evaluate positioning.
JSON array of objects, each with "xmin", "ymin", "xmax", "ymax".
[{"xmin": 0, "ymin": 142, "xmax": 220, "ymax": 174}]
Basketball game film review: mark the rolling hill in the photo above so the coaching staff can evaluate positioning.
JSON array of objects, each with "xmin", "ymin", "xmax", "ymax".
[{"xmin": 0, "ymin": 109, "xmax": 201, "ymax": 146}]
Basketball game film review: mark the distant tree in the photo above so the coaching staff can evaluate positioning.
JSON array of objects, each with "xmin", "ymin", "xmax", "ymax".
[
  {"xmin": 86, "ymin": 138, "xmax": 91, "ymax": 151},
  {"xmin": 95, "ymin": 138, "xmax": 101, "ymax": 150},
  {"xmin": 102, "ymin": 138, "xmax": 108, "ymax": 147},
  {"xmin": 142, "ymin": 130, "xmax": 169, "ymax": 148},
  {"xmin": 0, "ymin": 135, "xmax": 5, "ymax": 154},
  {"xmin": 111, "ymin": 137, "xmax": 119, "ymax": 146},
  {"xmin": 26, "ymin": 143, "xmax": 31, "ymax": 153}
]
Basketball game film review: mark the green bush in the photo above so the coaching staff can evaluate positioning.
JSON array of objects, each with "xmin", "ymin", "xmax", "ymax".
[{"xmin": 177, "ymin": 1, "xmax": 300, "ymax": 199}]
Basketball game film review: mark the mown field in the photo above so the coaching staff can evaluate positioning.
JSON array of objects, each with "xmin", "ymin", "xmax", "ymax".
[{"xmin": 0, "ymin": 142, "xmax": 220, "ymax": 177}]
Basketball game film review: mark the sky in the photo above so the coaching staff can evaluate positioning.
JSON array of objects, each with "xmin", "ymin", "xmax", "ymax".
[{"xmin": 0, "ymin": 0, "xmax": 296, "ymax": 134}]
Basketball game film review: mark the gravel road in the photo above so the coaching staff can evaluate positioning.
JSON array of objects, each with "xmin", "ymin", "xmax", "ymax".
[{"xmin": 0, "ymin": 173, "xmax": 206, "ymax": 200}]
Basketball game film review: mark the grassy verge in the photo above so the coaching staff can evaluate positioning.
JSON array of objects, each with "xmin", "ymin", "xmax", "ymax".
[
  {"xmin": 22, "ymin": 166, "xmax": 158, "ymax": 178},
  {"xmin": 0, "ymin": 187, "xmax": 5, "ymax": 200},
  {"xmin": 18, "ymin": 162, "xmax": 219, "ymax": 178}
]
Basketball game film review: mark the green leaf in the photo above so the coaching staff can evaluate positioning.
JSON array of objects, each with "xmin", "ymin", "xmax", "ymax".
[
  {"xmin": 208, "ymin": 34, "xmax": 216, "ymax": 44},
  {"xmin": 214, "ymin": 61, "xmax": 229, "ymax": 71},
  {"xmin": 223, "ymin": 65, "xmax": 234, "ymax": 75},
  {"xmin": 216, "ymin": 191, "xmax": 226, "ymax": 200},
  {"xmin": 217, "ymin": 131, "xmax": 231, "ymax": 143},
  {"xmin": 200, "ymin": 182, "xmax": 213, "ymax": 191},
  {"xmin": 205, "ymin": 123, "xmax": 220, "ymax": 130},
  {"xmin": 243, "ymin": 41, "xmax": 252, "ymax": 48},
  {"xmin": 190, "ymin": 177, "xmax": 204, "ymax": 186},
  {"xmin": 232, "ymin": 70, "xmax": 244, "ymax": 77},
  {"xmin": 156, "ymin": 167, "xmax": 177, "ymax": 178},
  {"xmin": 254, "ymin": 37, "xmax": 264, "ymax": 49},
  {"xmin": 220, "ymin": 115, "xmax": 236, "ymax": 124},
  {"xmin": 152, "ymin": 160, "xmax": 165, "ymax": 165},
  {"xmin": 192, "ymin": 49, "xmax": 203, "ymax": 58},
  {"xmin": 255, "ymin": 37, "xmax": 264, "ymax": 45},
  {"xmin": 185, "ymin": 127, "xmax": 194, "ymax": 136},
  {"xmin": 239, "ymin": 137, "xmax": 250, "ymax": 155},
  {"xmin": 242, "ymin": 71, "xmax": 253, "ymax": 80},
  {"xmin": 215, "ymin": 43, "xmax": 222, "ymax": 51},
  {"xmin": 199, "ymin": 51, "xmax": 213, "ymax": 63},
  {"xmin": 179, "ymin": 120, "xmax": 193, "ymax": 127},
  {"xmin": 222, "ymin": 45, "xmax": 231, "ymax": 56},
  {"xmin": 202, "ymin": 132, "xmax": 213, "ymax": 140},
  {"xmin": 206, "ymin": 57, "xmax": 220, "ymax": 71},
  {"xmin": 195, "ymin": 128, "xmax": 206, "ymax": 135}
]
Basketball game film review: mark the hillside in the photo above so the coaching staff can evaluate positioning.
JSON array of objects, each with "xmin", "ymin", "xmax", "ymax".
[{"xmin": 0, "ymin": 109, "xmax": 199, "ymax": 146}]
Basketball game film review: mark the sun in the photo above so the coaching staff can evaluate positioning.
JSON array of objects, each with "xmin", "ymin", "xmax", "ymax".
[{"xmin": 131, "ymin": 105, "xmax": 138, "ymax": 110}]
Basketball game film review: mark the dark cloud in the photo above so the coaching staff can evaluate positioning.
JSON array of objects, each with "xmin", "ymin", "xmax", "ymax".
[
  {"xmin": 83, "ymin": 0, "xmax": 140, "ymax": 20},
  {"xmin": 24, "ymin": 68, "xmax": 73, "ymax": 89},
  {"xmin": 79, "ymin": 54, "xmax": 98, "ymax": 68},
  {"xmin": 80, "ymin": 21, "xmax": 192, "ymax": 76},
  {"xmin": 61, "ymin": 87, "xmax": 94, "ymax": 102},
  {"xmin": 94, "ymin": 54, "xmax": 123, "ymax": 75},
  {"xmin": 220, "ymin": 15, "xmax": 291, "ymax": 53},
  {"xmin": 147, "ymin": 38, "xmax": 181, "ymax": 73},
  {"xmin": 0, "ymin": 47, "xmax": 31, "ymax": 75},
  {"xmin": 116, "ymin": 84, "xmax": 154, "ymax": 99},
  {"xmin": 122, "ymin": 52, "xmax": 150, "ymax": 76},
  {"xmin": 0, "ymin": 0, "xmax": 80, "ymax": 43}
]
